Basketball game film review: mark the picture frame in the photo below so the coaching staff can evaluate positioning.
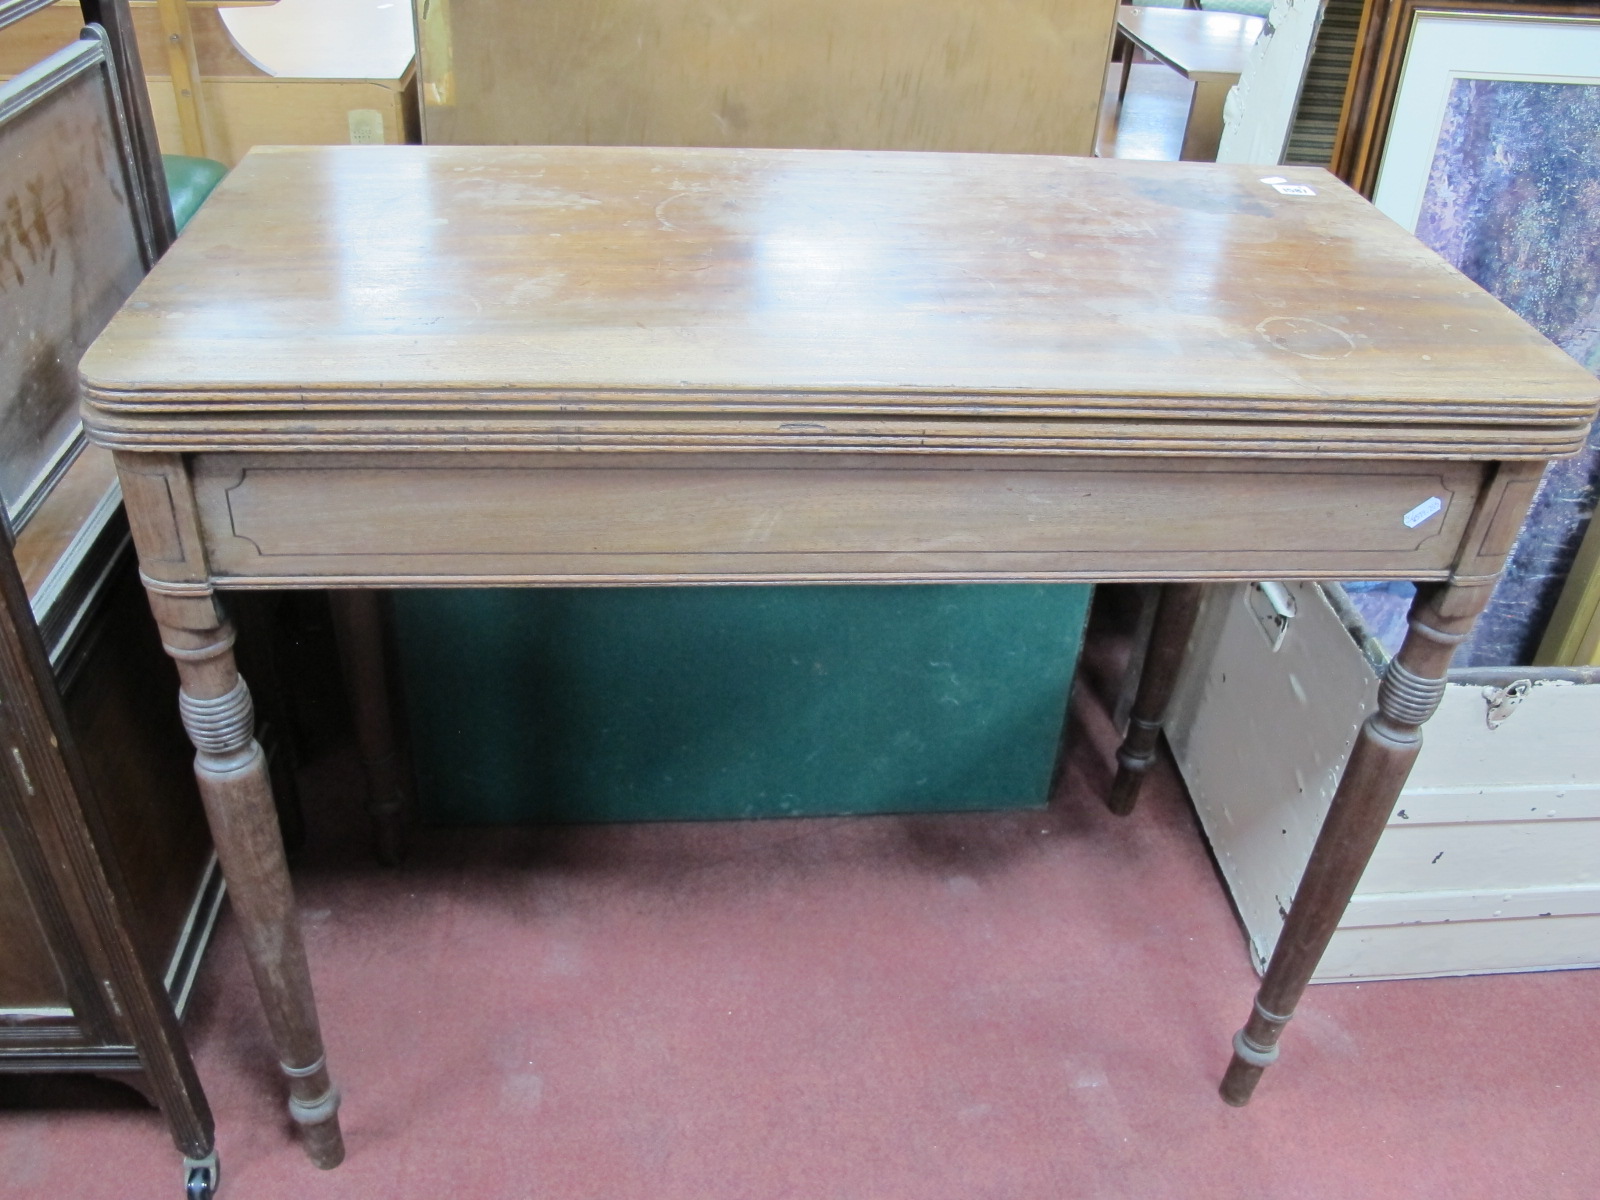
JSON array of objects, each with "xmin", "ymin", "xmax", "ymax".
[
  {"xmin": 1537, "ymin": 508, "xmax": 1600, "ymax": 665},
  {"xmin": 1338, "ymin": 2, "xmax": 1600, "ymax": 665},
  {"xmin": 1332, "ymin": 0, "xmax": 1600, "ymax": 196},
  {"xmin": 1369, "ymin": 8, "xmax": 1600, "ymax": 221}
]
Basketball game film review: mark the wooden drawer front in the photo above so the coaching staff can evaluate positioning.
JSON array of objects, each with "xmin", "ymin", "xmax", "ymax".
[{"xmin": 193, "ymin": 455, "xmax": 1481, "ymax": 584}]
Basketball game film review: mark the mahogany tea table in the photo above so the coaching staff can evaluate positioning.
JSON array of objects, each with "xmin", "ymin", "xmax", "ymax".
[{"xmin": 78, "ymin": 146, "xmax": 1600, "ymax": 1165}]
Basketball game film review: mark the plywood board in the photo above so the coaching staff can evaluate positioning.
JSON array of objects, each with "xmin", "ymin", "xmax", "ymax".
[{"xmin": 416, "ymin": 0, "xmax": 1118, "ymax": 154}]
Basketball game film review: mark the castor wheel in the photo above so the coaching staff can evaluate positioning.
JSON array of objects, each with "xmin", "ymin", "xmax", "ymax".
[{"xmin": 184, "ymin": 1150, "xmax": 220, "ymax": 1199}]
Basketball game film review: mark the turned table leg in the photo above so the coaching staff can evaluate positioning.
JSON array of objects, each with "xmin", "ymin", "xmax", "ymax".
[
  {"xmin": 1219, "ymin": 579, "xmax": 1492, "ymax": 1105},
  {"xmin": 151, "ymin": 591, "xmax": 345, "ymax": 1167},
  {"xmin": 1107, "ymin": 582, "xmax": 1203, "ymax": 816},
  {"xmin": 329, "ymin": 589, "xmax": 411, "ymax": 865}
]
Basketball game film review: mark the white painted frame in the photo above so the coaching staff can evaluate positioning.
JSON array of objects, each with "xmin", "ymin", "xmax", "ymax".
[{"xmin": 1217, "ymin": 0, "xmax": 1327, "ymax": 166}]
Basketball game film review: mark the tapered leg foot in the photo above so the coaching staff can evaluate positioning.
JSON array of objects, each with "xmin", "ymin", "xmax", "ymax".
[
  {"xmin": 152, "ymin": 590, "xmax": 345, "ymax": 1167},
  {"xmin": 1219, "ymin": 580, "xmax": 1490, "ymax": 1103},
  {"xmin": 1107, "ymin": 583, "xmax": 1203, "ymax": 816},
  {"xmin": 288, "ymin": 1054, "xmax": 346, "ymax": 1168},
  {"xmin": 1219, "ymin": 998, "xmax": 1291, "ymax": 1105}
]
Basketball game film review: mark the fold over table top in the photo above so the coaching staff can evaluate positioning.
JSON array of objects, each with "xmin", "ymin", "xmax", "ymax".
[{"xmin": 81, "ymin": 146, "xmax": 1599, "ymax": 460}]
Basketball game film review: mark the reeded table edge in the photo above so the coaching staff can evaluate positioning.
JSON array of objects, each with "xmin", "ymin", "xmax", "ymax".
[
  {"xmin": 79, "ymin": 381, "xmax": 1600, "ymax": 421},
  {"xmin": 79, "ymin": 415, "xmax": 1591, "ymax": 460}
]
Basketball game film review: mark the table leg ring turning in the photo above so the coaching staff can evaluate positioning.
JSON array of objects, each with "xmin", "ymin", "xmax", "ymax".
[{"xmin": 157, "ymin": 607, "xmax": 347, "ymax": 1170}]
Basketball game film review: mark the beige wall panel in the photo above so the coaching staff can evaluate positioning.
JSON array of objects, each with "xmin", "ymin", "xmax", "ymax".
[
  {"xmin": 147, "ymin": 76, "xmax": 413, "ymax": 165},
  {"xmin": 418, "ymin": 0, "xmax": 1118, "ymax": 155}
]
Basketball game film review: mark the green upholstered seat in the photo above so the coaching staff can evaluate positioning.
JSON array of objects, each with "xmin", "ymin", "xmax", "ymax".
[{"xmin": 162, "ymin": 154, "xmax": 228, "ymax": 231}]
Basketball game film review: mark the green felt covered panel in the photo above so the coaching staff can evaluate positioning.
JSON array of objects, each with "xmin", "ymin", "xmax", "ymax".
[{"xmin": 393, "ymin": 585, "xmax": 1090, "ymax": 824}]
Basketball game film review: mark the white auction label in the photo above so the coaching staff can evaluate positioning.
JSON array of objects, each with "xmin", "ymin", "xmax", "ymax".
[
  {"xmin": 1270, "ymin": 182, "xmax": 1317, "ymax": 196},
  {"xmin": 1402, "ymin": 496, "xmax": 1444, "ymax": 528}
]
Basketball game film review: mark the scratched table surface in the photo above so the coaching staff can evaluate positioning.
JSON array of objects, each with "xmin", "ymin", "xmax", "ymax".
[{"xmin": 80, "ymin": 146, "xmax": 1597, "ymax": 460}]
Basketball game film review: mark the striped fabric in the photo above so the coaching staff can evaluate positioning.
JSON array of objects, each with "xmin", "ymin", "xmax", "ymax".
[{"xmin": 1284, "ymin": 0, "xmax": 1362, "ymax": 166}]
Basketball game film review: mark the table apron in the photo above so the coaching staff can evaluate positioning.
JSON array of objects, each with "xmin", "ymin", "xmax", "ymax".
[{"xmin": 161, "ymin": 452, "xmax": 1483, "ymax": 587}]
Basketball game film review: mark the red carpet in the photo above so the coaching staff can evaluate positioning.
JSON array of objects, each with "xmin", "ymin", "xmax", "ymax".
[{"xmin": 4, "ymin": 599, "xmax": 1597, "ymax": 1198}]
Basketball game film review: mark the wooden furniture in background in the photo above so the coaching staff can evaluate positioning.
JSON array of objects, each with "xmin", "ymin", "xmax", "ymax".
[
  {"xmin": 1107, "ymin": 4, "xmax": 1264, "ymax": 161},
  {"xmin": 0, "ymin": 6, "xmax": 221, "ymax": 1196},
  {"xmin": 0, "ymin": 494, "xmax": 220, "ymax": 1200},
  {"xmin": 78, "ymin": 146, "xmax": 1599, "ymax": 1162},
  {"xmin": 413, "ymin": 0, "xmax": 1118, "ymax": 154},
  {"xmin": 0, "ymin": 0, "xmax": 417, "ymax": 165}
]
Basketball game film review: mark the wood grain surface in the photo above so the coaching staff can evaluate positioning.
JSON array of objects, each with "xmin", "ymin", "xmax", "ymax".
[
  {"xmin": 79, "ymin": 146, "xmax": 1600, "ymax": 460},
  {"xmin": 1115, "ymin": 6, "xmax": 1264, "ymax": 80},
  {"xmin": 185, "ymin": 452, "xmax": 1481, "ymax": 586},
  {"xmin": 413, "ymin": 0, "xmax": 1115, "ymax": 155}
]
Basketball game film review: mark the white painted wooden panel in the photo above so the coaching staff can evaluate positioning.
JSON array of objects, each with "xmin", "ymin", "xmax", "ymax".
[
  {"xmin": 1321, "ymin": 915, "xmax": 1600, "ymax": 982},
  {"xmin": 1405, "ymin": 682, "xmax": 1600, "ymax": 789},
  {"xmin": 1394, "ymin": 784, "xmax": 1600, "ymax": 825},
  {"xmin": 1345, "ymin": 882, "xmax": 1600, "ymax": 926},
  {"xmin": 1357, "ymin": 820, "xmax": 1600, "ymax": 894},
  {"xmin": 1166, "ymin": 582, "xmax": 1374, "ymax": 972},
  {"xmin": 1217, "ymin": 0, "xmax": 1326, "ymax": 165},
  {"xmin": 1168, "ymin": 580, "xmax": 1600, "ymax": 981}
]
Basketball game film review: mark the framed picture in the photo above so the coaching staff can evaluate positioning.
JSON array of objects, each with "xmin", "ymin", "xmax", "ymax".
[
  {"xmin": 1333, "ymin": 1, "xmax": 1600, "ymax": 195},
  {"xmin": 1537, "ymin": 512, "xmax": 1600, "ymax": 665},
  {"xmin": 1370, "ymin": 9, "xmax": 1600, "ymax": 221},
  {"xmin": 1350, "ymin": 4, "xmax": 1600, "ymax": 664}
]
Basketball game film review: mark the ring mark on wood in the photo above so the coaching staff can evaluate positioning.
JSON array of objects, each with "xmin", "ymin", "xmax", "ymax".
[{"xmin": 1256, "ymin": 316, "xmax": 1356, "ymax": 360}]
